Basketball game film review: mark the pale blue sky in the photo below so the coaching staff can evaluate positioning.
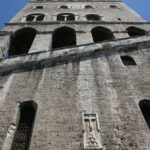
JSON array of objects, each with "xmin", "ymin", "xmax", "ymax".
[{"xmin": 0, "ymin": 0, "xmax": 149, "ymax": 29}]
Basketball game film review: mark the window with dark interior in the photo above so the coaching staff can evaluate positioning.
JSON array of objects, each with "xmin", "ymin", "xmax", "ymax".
[
  {"xmin": 91, "ymin": 26, "xmax": 114, "ymax": 42},
  {"xmin": 11, "ymin": 101, "xmax": 37, "ymax": 150},
  {"xmin": 26, "ymin": 15, "xmax": 34, "ymax": 22},
  {"xmin": 52, "ymin": 27, "xmax": 76, "ymax": 49},
  {"xmin": 85, "ymin": 5, "xmax": 93, "ymax": 9},
  {"xmin": 60, "ymin": 5, "xmax": 68, "ymax": 9},
  {"xmin": 120, "ymin": 56, "xmax": 136, "ymax": 66},
  {"xmin": 36, "ymin": 14, "xmax": 45, "ymax": 21},
  {"xmin": 127, "ymin": 26, "xmax": 146, "ymax": 37},
  {"xmin": 118, "ymin": 18, "xmax": 122, "ymax": 21},
  {"xmin": 109, "ymin": 5, "xmax": 118, "ymax": 9},
  {"xmin": 26, "ymin": 14, "xmax": 45, "ymax": 22},
  {"xmin": 139, "ymin": 100, "xmax": 150, "ymax": 129},
  {"xmin": 9, "ymin": 27, "xmax": 36, "ymax": 56},
  {"xmin": 57, "ymin": 13, "xmax": 75, "ymax": 21},
  {"xmin": 35, "ymin": 6, "xmax": 44, "ymax": 9},
  {"xmin": 86, "ymin": 14, "xmax": 101, "ymax": 21}
]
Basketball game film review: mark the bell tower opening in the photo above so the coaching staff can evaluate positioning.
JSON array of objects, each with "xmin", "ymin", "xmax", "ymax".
[
  {"xmin": 127, "ymin": 26, "xmax": 146, "ymax": 37},
  {"xmin": 91, "ymin": 26, "xmax": 114, "ymax": 42},
  {"xmin": 9, "ymin": 27, "xmax": 36, "ymax": 56},
  {"xmin": 52, "ymin": 27, "xmax": 76, "ymax": 49}
]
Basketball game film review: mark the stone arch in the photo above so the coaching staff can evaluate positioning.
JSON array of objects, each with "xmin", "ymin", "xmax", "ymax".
[
  {"xmin": 52, "ymin": 26, "xmax": 76, "ymax": 49},
  {"xmin": 26, "ymin": 13, "xmax": 45, "ymax": 22},
  {"xmin": 86, "ymin": 14, "xmax": 101, "ymax": 21},
  {"xmin": 91, "ymin": 26, "xmax": 114, "ymax": 42},
  {"xmin": 57, "ymin": 13, "xmax": 75, "ymax": 21},
  {"xmin": 9, "ymin": 27, "xmax": 37, "ymax": 56},
  {"xmin": 11, "ymin": 101, "xmax": 37, "ymax": 150},
  {"xmin": 126, "ymin": 26, "xmax": 146, "ymax": 37},
  {"xmin": 120, "ymin": 55, "xmax": 136, "ymax": 66},
  {"xmin": 139, "ymin": 99, "xmax": 150, "ymax": 129}
]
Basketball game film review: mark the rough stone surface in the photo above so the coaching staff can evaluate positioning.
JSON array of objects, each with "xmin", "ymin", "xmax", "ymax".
[{"xmin": 0, "ymin": 0, "xmax": 150, "ymax": 150}]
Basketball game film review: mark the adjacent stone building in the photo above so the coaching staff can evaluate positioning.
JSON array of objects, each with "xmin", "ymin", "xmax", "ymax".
[{"xmin": 0, "ymin": 0, "xmax": 150, "ymax": 149}]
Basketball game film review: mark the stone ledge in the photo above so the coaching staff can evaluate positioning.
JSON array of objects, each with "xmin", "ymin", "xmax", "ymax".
[
  {"xmin": 5, "ymin": 21, "xmax": 150, "ymax": 26},
  {"xmin": 29, "ymin": 0, "xmax": 122, "ymax": 3},
  {"xmin": 0, "ymin": 35, "xmax": 150, "ymax": 75}
]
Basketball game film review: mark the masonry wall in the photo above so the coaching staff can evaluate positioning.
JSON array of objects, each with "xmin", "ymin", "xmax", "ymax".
[
  {"xmin": 0, "ymin": 44, "xmax": 150, "ymax": 149},
  {"xmin": 0, "ymin": 0, "xmax": 150, "ymax": 150}
]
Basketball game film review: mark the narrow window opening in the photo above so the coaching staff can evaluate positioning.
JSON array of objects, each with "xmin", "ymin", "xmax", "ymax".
[
  {"xmin": 118, "ymin": 18, "xmax": 122, "ymax": 21},
  {"xmin": 35, "ymin": 6, "xmax": 44, "ymax": 9},
  {"xmin": 52, "ymin": 27, "xmax": 76, "ymax": 49},
  {"xmin": 110, "ymin": 5, "xmax": 118, "ymax": 9},
  {"xmin": 121, "ymin": 56, "xmax": 136, "ymax": 66},
  {"xmin": 127, "ymin": 26, "xmax": 146, "ymax": 37},
  {"xmin": 139, "ymin": 100, "xmax": 150, "ymax": 129},
  {"xmin": 11, "ymin": 101, "xmax": 37, "ymax": 150},
  {"xmin": 60, "ymin": 5, "xmax": 68, "ymax": 9},
  {"xmin": 86, "ymin": 14, "xmax": 100, "ymax": 21},
  {"xmin": 85, "ymin": 5, "xmax": 93, "ymax": 9},
  {"xmin": 91, "ymin": 26, "xmax": 114, "ymax": 42},
  {"xmin": 9, "ymin": 28, "xmax": 37, "ymax": 56}
]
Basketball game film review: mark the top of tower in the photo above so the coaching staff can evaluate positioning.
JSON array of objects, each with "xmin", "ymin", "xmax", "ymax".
[{"xmin": 31, "ymin": 0, "xmax": 122, "ymax": 2}]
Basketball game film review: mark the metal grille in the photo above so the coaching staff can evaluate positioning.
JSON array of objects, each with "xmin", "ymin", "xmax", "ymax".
[
  {"xmin": 11, "ymin": 107, "xmax": 35, "ymax": 150},
  {"xmin": 11, "ymin": 125, "xmax": 31, "ymax": 150}
]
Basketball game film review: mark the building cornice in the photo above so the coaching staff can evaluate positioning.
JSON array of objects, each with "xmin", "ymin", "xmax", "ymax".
[
  {"xmin": 5, "ymin": 21, "xmax": 150, "ymax": 26},
  {"xmin": 29, "ymin": 0, "xmax": 122, "ymax": 3}
]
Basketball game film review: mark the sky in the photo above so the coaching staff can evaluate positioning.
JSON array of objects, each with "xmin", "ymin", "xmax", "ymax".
[{"xmin": 0, "ymin": 0, "xmax": 149, "ymax": 29}]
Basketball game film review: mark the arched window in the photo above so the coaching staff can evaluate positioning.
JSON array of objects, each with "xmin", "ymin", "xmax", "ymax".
[
  {"xmin": 91, "ymin": 26, "xmax": 114, "ymax": 42},
  {"xmin": 9, "ymin": 27, "xmax": 37, "ymax": 56},
  {"xmin": 86, "ymin": 14, "xmax": 101, "ymax": 21},
  {"xmin": 126, "ymin": 26, "xmax": 146, "ymax": 37},
  {"xmin": 120, "ymin": 56, "xmax": 136, "ymax": 66},
  {"xmin": 26, "ymin": 14, "xmax": 45, "ymax": 22},
  {"xmin": 57, "ymin": 13, "xmax": 75, "ymax": 21},
  {"xmin": 139, "ymin": 100, "xmax": 150, "ymax": 129},
  {"xmin": 60, "ymin": 5, "xmax": 68, "ymax": 9},
  {"xmin": 11, "ymin": 101, "xmax": 37, "ymax": 150},
  {"xmin": 52, "ymin": 27, "xmax": 76, "ymax": 49},
  {"xmin": 85, "ymin": 5, "xmax": 93, "ymax": 9}
]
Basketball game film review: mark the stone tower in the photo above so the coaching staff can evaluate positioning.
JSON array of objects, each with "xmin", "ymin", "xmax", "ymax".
[{"xmin": 0, "ymin": 0, "xmax": 150, "ymax": 149}]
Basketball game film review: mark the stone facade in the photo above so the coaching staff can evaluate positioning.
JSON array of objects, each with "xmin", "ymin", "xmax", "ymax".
[{"xmin": 0, "ymin": 0, "xmax": 150, "ymax": 150}]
